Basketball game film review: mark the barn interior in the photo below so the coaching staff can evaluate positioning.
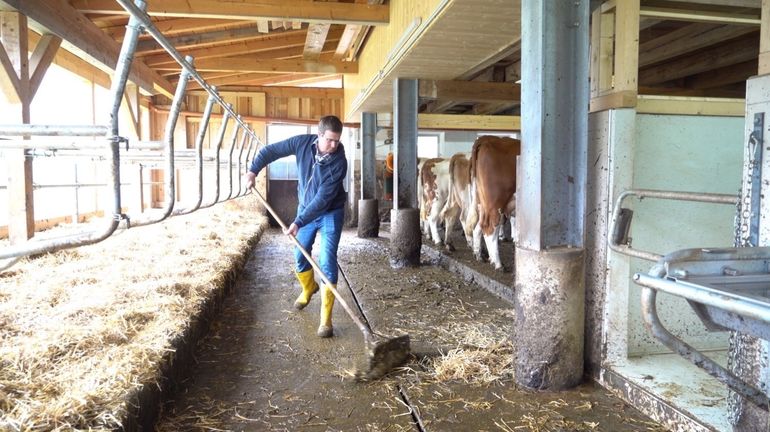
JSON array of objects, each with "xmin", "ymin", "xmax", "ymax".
[{"xmin": 1, "ymin": 0, "xmax": 769, "ymax": 431}]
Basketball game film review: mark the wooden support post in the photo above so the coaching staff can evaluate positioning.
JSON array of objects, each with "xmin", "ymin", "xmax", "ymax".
[
  {"xmin": 589, "ymin": 0, "xmax": 639, "ymax": 112},
  {"xmin": 1, "ymin": 11, "xmax": 34, "ymax": 243},
  {"xmin": 760, "ymin": 0, "xmax": 770, "ymax": 75}
]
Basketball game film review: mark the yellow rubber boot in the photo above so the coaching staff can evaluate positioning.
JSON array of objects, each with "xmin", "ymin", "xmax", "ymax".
[
  {"xmin": 294, "ymin": 269, "xmax": 319, "ymax": 310},
  {"xmin": 317, "ymin": 284, "xmax": 335, "ymax": 338}
]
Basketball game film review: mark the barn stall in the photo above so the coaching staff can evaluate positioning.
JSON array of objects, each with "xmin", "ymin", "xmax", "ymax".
[{"xmin": 1, "ymin": 0, "xmax": 769, "ymax": 431}]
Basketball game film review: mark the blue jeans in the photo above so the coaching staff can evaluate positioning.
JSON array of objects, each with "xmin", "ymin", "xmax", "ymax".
[{"xmin": 294, "ymin": 207, "xmax": 344, "ymax": 284}]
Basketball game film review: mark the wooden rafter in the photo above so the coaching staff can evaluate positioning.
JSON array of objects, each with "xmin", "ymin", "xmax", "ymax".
[
  {"xmin": 418, "ymin": 80, "xmax": 520, "ymax": 103},
  {"xmin": 189, "ymin": 85, "xmax": 343, "ymax": 99},
  {"xmin": 0, "ymin": 0, "xmax": 175, "ymax": 96},
  {"xmin": 102, "ymin": 18, "xmax": 254, "ymax": 41},
  {"xmin": 28, "ymin": 33, "xmax": 61, "ymax": 98},
  {"xmin": 684, "ymin": 59, "xmax": 758, "ymax": 89},
  {"xmin": 28, "ymin": 29, "xmax": 110, "ymax": 89},
  {"xmin": 142, "ymin": 28, "xmax": 344, "ymax": 67},
  {"xmin": 640, "ymin": 23, "xmax": 757, "ymax": 67},
  {"xmin": 168, "ymin": 57, "xmax": 357, "ymax": 74},
  {"xmin": 640, "ymin": 34, "xmax": 759, "ymax": 85},
  {"xmin": 304, "ymin": 23, "xmax": 331, "ymax": 60},
  {"xmin": 135, "ymin": 24, "xmax": 297, "ymax": 54},
  {"xmin": 70, "ymin": 0, "xmax": 389, "ymax": 26}
]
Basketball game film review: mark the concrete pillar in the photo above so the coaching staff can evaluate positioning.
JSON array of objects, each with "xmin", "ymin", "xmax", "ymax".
[
  {"xmin": 514, "ymin": 247, "xmax": 585, "ymax": 389},
  {"xmin": 389, "ymin": 208, "xmax": 421, "ymax": 268},
  {"xmin": 515, "ymin": 0, "xmax": 589, "ymax": 389},
  {"xmin": 358, "ymin": 112, "xmax": 379, "ymax": 237},
  {"xmin": 390, "ymin": 79, "xmax": 420, "ymax": 267}
]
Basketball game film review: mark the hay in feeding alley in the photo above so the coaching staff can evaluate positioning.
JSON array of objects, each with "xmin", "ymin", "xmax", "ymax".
[
  {"xmin": 429, "ymin": 315, "xmax": 515, "ymax": 385},
  {"xmin": 0, "ymin": 198, "xmax": 267, "ymax": 431}
]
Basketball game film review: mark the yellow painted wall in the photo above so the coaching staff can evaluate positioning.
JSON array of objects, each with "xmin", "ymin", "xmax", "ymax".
[{"xmin": 343, "ymin": 0, "xmax": 443, "ymax": 120}]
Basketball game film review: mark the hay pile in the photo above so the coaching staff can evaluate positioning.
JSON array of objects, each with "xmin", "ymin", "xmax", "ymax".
[
  {"xmin": 0, "ymin": 199, "xmax": 267, "ymax": 431},
  {"xmin": 429, "ymin": 312, "xmax": 515, "ymax": 384}
]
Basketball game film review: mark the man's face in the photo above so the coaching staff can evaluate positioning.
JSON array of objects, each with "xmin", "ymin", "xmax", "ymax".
[{"xmin": 317, "ymin": 130, "xmax": 341, "ymax": 155}]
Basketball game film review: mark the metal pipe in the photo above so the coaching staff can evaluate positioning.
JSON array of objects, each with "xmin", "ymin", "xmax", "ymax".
[
  {"xmin": 224, "ymin": 119, "xmax": 242, "ymax": 201},
  {"xmin": 639, "ymin": 285, "xmax": 768, "ymax": 409},
  {"xmin": 127, "ymin": 55, "xmax": 193, "ymax": 227},
  {"xmin": 0, "ymin": 139, "xmax": 163, "ymax": 150},
  {"xmin": 240, "ymin": 138, "xmax": 255, "ymax": 197},
  {"xmin": 173, "ymin": 89, "xmax": 216, "ymax": 216},
  {"xmin": 113, "ymin": 0, "xmax": 261, "ymax": 145},
  {"xmin": 0, "ymin": 0, "xmax": 146, "ymax": 260},
  {"xmin": 608, "ymin": 188, "xmax": 737, "ymax": 262},
  {"xmin": 234, "ymin": 127, "xmax": 249, "ymax": 199},
  {"xmin": 635, "ymin": 273, "xmax": 770, "ymax": 325},
  {"xmin": 0, "ymin": 124, "xmax": 109, "ymax": 136},
  {"xmin": 200, "ymin": 108, "xmax": 231, "ymax": 209}
]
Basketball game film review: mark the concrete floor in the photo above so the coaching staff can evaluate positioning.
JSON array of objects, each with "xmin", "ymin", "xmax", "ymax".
[{"xmin": 155, "ymin": 228, "xmax": 665, "ymax": 431}]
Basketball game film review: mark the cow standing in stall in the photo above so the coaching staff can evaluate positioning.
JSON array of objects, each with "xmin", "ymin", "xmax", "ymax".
[
  {"xmin": 440, "ymin": 153, "xmax": 473, "ymax": 248},
  {"xmin": 468, "ymin": 135, "xmax": 520, "ymax": 270},
  {"xmin": 419, "ymin": 157, "xmax": 458, "ymax": 251}
]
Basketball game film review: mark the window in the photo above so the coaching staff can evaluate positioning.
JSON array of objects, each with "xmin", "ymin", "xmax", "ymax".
[
  {"xmin": 417, "ymin": 134, "xmax": 440, "ymax": 158},
  {"xmin": 266, "ymin": 124, "xmax": 310, "ymax": 180}
]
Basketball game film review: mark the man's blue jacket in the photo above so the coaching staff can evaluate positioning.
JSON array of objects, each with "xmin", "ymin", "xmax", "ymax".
[{"xmin": 249, "ymin": 134, "xmax": 347, "ymax": 228}]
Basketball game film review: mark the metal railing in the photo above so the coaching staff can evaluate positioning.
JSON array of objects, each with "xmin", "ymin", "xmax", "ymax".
[
  {"xmin": 608, "ymin": 188, "xmax": 738, "ymax": 262},
  {"xmin": 0, "ymin": 0, "xmax": 265, "ymax": 269}
]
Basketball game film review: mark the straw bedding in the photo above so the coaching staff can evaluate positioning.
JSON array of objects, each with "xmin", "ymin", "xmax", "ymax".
[{"xmin": 0, "ymin": 199, "xmax": 266, "ymax": 431}]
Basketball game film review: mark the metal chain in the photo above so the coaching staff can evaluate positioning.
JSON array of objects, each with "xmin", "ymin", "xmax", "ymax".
[
  {"xmin": 727, "ymin": 133, "xmax": 760, "ymax": 424},
  {"xmin": 738, "ymin": 133, "xmax": 759, "ymax": 247}
]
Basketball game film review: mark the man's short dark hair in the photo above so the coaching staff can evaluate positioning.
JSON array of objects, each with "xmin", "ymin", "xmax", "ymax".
[{"xmin": 318, "ymin": 115, "xmax": 343, "ymax": 134}]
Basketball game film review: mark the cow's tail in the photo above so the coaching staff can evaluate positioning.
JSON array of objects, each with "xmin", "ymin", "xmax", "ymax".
[
  {"xmin": 444, "ymin": 155, "xmax": 460, "ymax": 211},
  {"xmin": 469, "ymin": 137, "xmax": 483, "ymax": 181}
]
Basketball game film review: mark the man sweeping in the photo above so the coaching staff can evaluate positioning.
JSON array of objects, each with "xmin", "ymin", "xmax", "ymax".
[{"xmin": 244, "ymin": 115, "xmax": 347, "ymax": 338}]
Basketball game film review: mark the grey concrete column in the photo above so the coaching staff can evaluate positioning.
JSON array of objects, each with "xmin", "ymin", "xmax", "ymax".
[
  {"xmin": 360, "ymin": 112, "xmax": 377, "ymax": 201},
  {"xmin": 390, "ymin": 78, "xmax": 420, "ymax": 266},
  {"xmin": 389, "ymin": 208, "xmax": 421, "ymax": 268},
  {"xmin": 514, "ymin": 247, "xmax": 585, "ymax": 389},
  {"xmin": 358, "ymin": 112, "xmax": 379, "ymax": 237},
  {"xmin": 515, "ymin": 0, "xmax": 589, "ymax": 389}
]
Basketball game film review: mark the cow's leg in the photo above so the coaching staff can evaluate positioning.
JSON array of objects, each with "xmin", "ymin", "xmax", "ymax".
[
  {"xmin": 483, "ymin": 223, "xmax": 504, "ymax": 270},
  {"xmin": 473, "ymin": 221, "xmax": 484, "ymax": 261},
  {"xmin": 510, "ymin": 215, "xmax": 518, "ymax": 243},
  {"xmin": 442, "ymin": 206, "xmax": 458, "ymax": 252},
  {"xmin": 428, "ymin": 203, "xmax": 443, "ymax": 246}
]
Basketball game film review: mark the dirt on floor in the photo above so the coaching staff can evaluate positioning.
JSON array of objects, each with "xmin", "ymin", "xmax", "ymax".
[{"xmin": 155, "ymin": 228, "xmax": 666, "ymax": 432}]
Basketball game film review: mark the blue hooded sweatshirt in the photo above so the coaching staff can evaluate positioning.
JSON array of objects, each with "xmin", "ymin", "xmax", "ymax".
[{"xmin": 249, "ymin": 134, "xmax": 347, "ymax": 228}]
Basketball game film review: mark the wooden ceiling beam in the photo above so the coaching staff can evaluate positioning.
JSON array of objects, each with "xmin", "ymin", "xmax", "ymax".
[
  {"xmin": 142, "ymin": 29, "xmax": 341, "ymax": 67},
  {"xmin": 640, "ymin": 23, "xmax": 757, "ymax": 67},
  {"xmin": 644, "ymin": 0, "xmax": 759, "ymax": 8},
  {"xmin": 639, "ymin": 34, "xmax": 759, "ymax": 85},
  {"xmin": 472, "ymin": 102, "xmax": 518, "ymax": 115},
  {"xmin": 304, "ymin": 23, "xmax": 331, "ymax": 60},
  {"xmin": 28, "ymin": 29, "xmax": 110, "ymax": 89},
  {"xmin": 685, "ymin": 58, "xmax": 757, "ymax": 89},
  {"xmin": 640, "ymin": 5, "xmax": 760, "ymax": 25},
  {"xmin": 135, "ymin": 25, "xmax": 306, "ymax": 54},
  {"xmin": 0, "ymin": 0, "xmax": 174, "ymax": 96},
  {"xmin": 189, "ymin": 85, "xmax": 343, "ymax": 99},
  {"xmin": 70, "ymin": 0, "xmax": 389, "ymax": 26},
  {"xmin": 418, "ymin": 80, "xmax": 521, "ymax": 103},
  {"xmin": 28, "ymin": 33, "xmax": 61, "ymax": 98},
  {"xmin": 145, "ymin": 35, "xmax": 342, "ymax": 68},
  {"xmin": 103, "ymin": 18, "xmax": 254, "ymax": 41},
  {"xmin": 169, "ymin": 57, "xmax": 357, "ymax": 74}
]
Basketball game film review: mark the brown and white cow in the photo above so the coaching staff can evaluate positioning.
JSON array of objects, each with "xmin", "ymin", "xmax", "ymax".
[
  {"xmin": 468, "ymin": 135, "xmax": 521, "ymax": 270},
  {"xmin": 440, "ymin": 153, "xmax": 473, "ymax": 248},
  {"xmin": 419, "ymin": 157, "xmax": 458, "ymax": 251}
]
